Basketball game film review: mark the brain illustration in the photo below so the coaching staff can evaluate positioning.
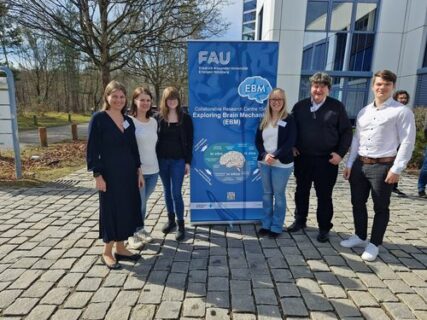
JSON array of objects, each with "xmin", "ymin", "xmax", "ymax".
[{"xmin": 219, "ymin": 151, "xmax": 245, "ymax": 170}]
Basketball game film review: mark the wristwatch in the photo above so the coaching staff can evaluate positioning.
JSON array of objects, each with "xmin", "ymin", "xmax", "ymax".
[{"xmin": 93, "ymin": 172, "xmax": 101, "ymax": 178}]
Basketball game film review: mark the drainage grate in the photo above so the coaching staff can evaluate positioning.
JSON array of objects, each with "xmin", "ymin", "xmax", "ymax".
[{"xmin": 45, "ymin": 179, "xmax": 80, "ymax": 188}]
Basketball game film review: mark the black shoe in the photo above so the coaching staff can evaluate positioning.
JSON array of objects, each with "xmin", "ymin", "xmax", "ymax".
[
  {"xmin": 101, "ymin": 255, "xmax": 122, "ymax": 270},
  {"xmin": 269, "ymin": 231, "xmax": 280, "ymax": 239},
  {"xmin": 176, "ymin": 220, "xmax": 185, "ymax": 241},
  {"xmin": 317, "ymin": 230, "xmax": 329, "ymax": 243},
  {"xmin": 162, "ymin": 215, "xmax": 177, "ymax": 234},
  {"xmin": 393, "ymin": 188, "xmax": 407, "ymax": 197},
  {"xmin": 258, "ymin": 228, "xmax": 270, "ymax": 237},
  {"xmin": 418, "ymin": 190, "xmax": 426, "ymax": 197},
  {"xmin": 287, "ymin": 221, "xmax": 306, "ymax": 233},
  {"xmin": 114, "ymin": 253, "xmax": 141, "ymax": 262}
]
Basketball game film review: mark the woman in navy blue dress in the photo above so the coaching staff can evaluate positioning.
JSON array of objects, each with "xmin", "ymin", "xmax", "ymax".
[{"xmin": 87, "ymin": 80, "xmax": 144, "ymax": 269}]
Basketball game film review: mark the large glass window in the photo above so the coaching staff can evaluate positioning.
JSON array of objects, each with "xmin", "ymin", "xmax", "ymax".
[
  {"xmin": 244, "ymin": 0, "xmax": 257, "ymax": 12},
  {"xmin": 349, "ymin": 34, "xmax": 374, "ymax": 71},
  {"xmin": 299, "ymin": 76, "xmax": 370, "ymax": 119},
  {"xmin": 306, "ymin": 1, "xmax": 329, "ymax": 31},
  {"xmin": 331, "ymin": 2, "xmax": 353, "ymax": 31},
  {"xmin": 355, "ymin": 3, "xmax": 377, "ymax": 31},
  {"xmin": 243, "ymin": 11, "xmax": 256, "ymax": 22},
  {"xmin": 243, "ymin": 23, "xmax": 255, "ymax": 34},
  {"xmin": 303, "ymin": 0, "xmax": 378, "ymax": 73}
]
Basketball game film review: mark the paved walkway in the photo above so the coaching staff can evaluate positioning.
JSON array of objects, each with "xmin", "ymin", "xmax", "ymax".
[
  {"xmin": 0, "ymin": 169, "xmax": 426, "ymax": 319},
  {"xmin": 16, "ymin": 123, "xmax": 89, "ymax": 148}
]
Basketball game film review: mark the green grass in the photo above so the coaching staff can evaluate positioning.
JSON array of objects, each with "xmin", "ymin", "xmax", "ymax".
[{"xmin": 18, "ymin": 112, "xmax": 91, "ymax": 131}]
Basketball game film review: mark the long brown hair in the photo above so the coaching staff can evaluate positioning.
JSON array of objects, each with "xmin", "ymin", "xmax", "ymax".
[
  {"xmin": 102, "ymin": 80, "xmax": 127, "ymax": 114},
  {"xmin": 129, "ymin": 86, "xmax": 153, "ymax": 119},
  {"xmin": 259, "ymin": 88, "xmax": 288, "ymax": 130},
  {"xmin": 159, "ymin": 86, "xmax": 182, "ymax": 121}
]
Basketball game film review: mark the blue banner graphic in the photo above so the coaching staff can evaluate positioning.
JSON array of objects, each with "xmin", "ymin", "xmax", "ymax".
[{"xmin": 188, "ymin": 41, "xmax": 279, "ymax": 224}]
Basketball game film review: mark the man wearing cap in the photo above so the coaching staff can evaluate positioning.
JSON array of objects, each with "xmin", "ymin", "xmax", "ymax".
[
  {"xmin": 289, "ymin": 72, "xmax": 353, "ymax": 242},
  {"xmin": 341, "ymin": 70, "xmax": 416, "ymax": 261}
]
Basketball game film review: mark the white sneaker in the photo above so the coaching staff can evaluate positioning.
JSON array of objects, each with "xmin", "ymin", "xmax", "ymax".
[
  {"xmin": 340, "ymin": 234, "xmax": 368, "ymax": 248},
  {"xmin": 135, "ymin": 229, "xmax": 153, "ymax": 243},
  {"xmin": 361, "ymin": 243, "xmax": 379, "ymax": 261},
  {"xmin": 127, "ymin": 236, "xmax": 144, "ymax": 250}
]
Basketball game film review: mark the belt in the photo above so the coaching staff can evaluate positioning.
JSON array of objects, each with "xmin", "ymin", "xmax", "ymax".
[{"xmin": 359, "ymin": 156, "xmax": 395, "ymax": 165}]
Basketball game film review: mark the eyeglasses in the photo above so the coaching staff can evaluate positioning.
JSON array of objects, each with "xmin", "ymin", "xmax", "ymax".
[{"xmin": 270, "ymin": 98, "xmax": 283, "ymax": 102}]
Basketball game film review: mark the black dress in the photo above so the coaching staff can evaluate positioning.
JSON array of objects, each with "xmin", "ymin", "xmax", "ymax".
[{"xmin": 87, "ymin": 111, "xmax": 142, "ymax": 242}]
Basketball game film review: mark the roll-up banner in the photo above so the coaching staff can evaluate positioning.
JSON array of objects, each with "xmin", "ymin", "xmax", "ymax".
[{"xmin": 188, "ymin": 41, "xmax": 279, "ymax": 225}]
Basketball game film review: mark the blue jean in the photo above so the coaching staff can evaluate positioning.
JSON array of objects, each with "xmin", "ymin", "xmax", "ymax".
[
  {"xmin": 138, "ymin": 173, "xmax": 159, "ymax": 228},
  {"xmin": 159, "ymin": 158, "xmax": 185, "ymax": 221},
  {"xmin": 259, "ymin": 163, "xmax": 293, "ymax": 233},
  {"xmin": 418, "ymin": 146, "xmax": 427, "ymax": 192}
]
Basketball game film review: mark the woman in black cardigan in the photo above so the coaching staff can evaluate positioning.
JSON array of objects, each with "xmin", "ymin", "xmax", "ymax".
[
  {"xmin": 156, "ymin": 87, "xmax": 193, "ymax": 241},
  {"xmin": 255, "ymin": 88, "xmax": 297, "ymax": 238}
]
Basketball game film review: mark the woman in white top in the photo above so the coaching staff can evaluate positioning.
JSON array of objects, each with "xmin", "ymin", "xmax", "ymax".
[
  {"xmin": 255, "ymin": 88, "xmax": 297, "ymax": 238},
  {"xmin": 128, "ymin": 87, "xmax": 159, "ymax": 249}
]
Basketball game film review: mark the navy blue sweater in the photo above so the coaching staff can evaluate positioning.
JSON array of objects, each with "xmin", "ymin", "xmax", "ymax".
[
  {"xmin": 292, "ymin": 96, "xmax": 352, "ymax": 158},
  {"xmin": 255, "ymin": 114, "xmax": 297, "ymax": 164}
]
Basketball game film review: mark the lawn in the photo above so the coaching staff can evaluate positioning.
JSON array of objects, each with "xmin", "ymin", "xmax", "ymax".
[
  {"xmin": 0, "ymin": 140, "xmax": 86, "ymax": 187},
  {"xmin": 18, "ymin": 112, "xmax": 92, "ymax": 131}
]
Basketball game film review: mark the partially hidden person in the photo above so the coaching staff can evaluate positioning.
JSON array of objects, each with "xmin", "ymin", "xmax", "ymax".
[
  {"xmin": 156, "ymin": 87, "xmax": 193, "ymax": 241},
  {"xmin": 127, "ymin": 87, "xmax": 159, "ymax": 249},
  {"xmin": 417, "ymin": 114, "xmax": 427, "ymax": 197}
]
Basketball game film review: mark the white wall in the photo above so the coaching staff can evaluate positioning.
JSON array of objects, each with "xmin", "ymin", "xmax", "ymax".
[
  {"xmin": 371, "ymin": 0, "xmax": 427, "ymax": 103},
  {"xmin": 256, "ymin": 0, "xmax": 307, "ymax": 108}
]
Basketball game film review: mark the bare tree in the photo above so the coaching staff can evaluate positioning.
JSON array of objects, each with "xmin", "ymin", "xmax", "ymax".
[
  {"xmin": 10, "ymin": 0, "xmax": 229, "ymax": 88},
  {"xmin": 0, "ymin": 0, "xmax": 22, "ymax": 66}
]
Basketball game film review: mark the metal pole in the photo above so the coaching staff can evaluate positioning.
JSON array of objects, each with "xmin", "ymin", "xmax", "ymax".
[{"xmin": 0, "ymin": 66, "xmax": 22, "ymax": 179}]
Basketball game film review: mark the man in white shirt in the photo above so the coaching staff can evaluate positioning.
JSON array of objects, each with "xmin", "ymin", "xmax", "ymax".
[{"xmin": 341, "ymin": 70, "xmax": 416, "ymax": 261}]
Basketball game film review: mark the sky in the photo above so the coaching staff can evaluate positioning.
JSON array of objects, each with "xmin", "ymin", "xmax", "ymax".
[{"xmin": 210, "ymin": 0, "xmax": 243, "ymax": 41}]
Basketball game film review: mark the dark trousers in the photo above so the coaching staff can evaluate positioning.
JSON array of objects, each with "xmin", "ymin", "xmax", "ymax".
[
  {"xmin": 349, "ymin": 158, "xmax": 394, "ymax": 246},
  {"xmin": 294, "ymin": 155, "xmax": 338, "ymax": 231}
]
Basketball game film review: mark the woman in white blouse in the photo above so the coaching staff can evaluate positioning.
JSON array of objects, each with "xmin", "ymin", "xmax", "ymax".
[
  {"xmin": 255, "ymin": 88, "xmax": 297, "ymax": 238},
  {"xmin": 128, "ymin": 87, "xmax": 159, "ymax": 249}
]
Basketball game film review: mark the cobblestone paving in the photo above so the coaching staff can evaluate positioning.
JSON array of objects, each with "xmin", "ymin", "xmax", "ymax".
[{"xmin": 0, "ymin": 169, "xmax": 426, "ymax": 319}]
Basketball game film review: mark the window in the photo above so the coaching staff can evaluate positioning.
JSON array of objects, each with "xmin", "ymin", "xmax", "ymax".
[
  {"xmin": 330, "ymin": 2, "xmax": 353, "ymax": 31},
  {"xmin": 243, "ymin": 23, "xmax": 255, "ymax": 34},
  {"xmin": 415, "ymin": 43, "xmax": 427, "ymax": 106},
  {"xmin": 242, "ymin": 34, "xmax": 255, "ymax": 41},
  {"xmin": 244, "ymin": 0, "xmax": 257, "ymax": 12},
  {"xmin": 299, "ymin": 76, "xmax": 370, "ymax": 119},
  {"xmin": 306, "ymin": 1, "xmax": 329, "ymax": 31},
  {"xmin": 243, "ymin": 11, "xmax": 256, "ymax": 22},
  {"xmin": 303, "ymin": 0, "xmax": 378, "ymax": 72},
  {"xmin": 355, "ymin": 3, "xmax": 377, "ymax": 31},
  {"xmin": 349, "ymin": 34, "xmax": 374, "ymax": 71}
]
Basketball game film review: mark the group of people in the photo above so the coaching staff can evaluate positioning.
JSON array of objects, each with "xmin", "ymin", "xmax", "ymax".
[
  {"xmin": 256, "ymin": 70, "xmax": 416, "ymax": 262},
  {"xmin": 87, "ymin": 68, "xmax": 420, "ymax": 269},
  {"xmin": 86, "ymin": 81, "xmax": 193, "ymax": 270}
]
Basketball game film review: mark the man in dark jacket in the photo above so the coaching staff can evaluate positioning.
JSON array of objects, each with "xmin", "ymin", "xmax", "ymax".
[{"xmin": 289, "ymin": 72, "xmax": 353, "ymax": 242}]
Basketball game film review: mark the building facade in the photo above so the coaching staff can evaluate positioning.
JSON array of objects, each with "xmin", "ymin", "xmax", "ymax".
[
  {"xmin": 250, "ymin": 0, "xmax": 427, "ymax": 118},
  {"xmin": 242, "ymin": 0, "xmax": 257, "ymax": 40}
]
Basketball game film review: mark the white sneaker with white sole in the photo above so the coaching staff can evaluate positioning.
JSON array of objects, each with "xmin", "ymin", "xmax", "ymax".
[
  {"xmin": 127, "ymin": 236, "xmax": 144, "ymax": 250},
  {"xmin": 135, "ymin": 229, "xmax": 153, "ymax": 243},
  {"xmin": 340, "ymin": 234, "xmax": 368, "ymax": 248},
  {"xmin": 361, "ymin": 242, "xmax": 379, "ymax": 261}
]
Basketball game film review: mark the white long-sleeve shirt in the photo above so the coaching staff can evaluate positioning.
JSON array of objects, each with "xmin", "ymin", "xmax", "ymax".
[{"xmin": 346, "ymin": 97, "xmax": 416, "ymax": 174}]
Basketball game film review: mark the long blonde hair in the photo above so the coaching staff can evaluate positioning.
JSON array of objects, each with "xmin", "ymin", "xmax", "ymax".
[
  {"xmin": 159, "ymin": 86, "xmax": 182, "ymax": 121},
  {"xmin": 259, "ymin": 88, "xmax": 287, "ymax": 130},
  {"xmin": 102, "ymin": 80, "xmax": 128, "ymax": 114}
]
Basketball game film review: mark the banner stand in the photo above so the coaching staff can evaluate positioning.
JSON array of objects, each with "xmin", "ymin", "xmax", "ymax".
[{"xmin": 188, "ymin": 41, "xmax": 279, "ymax": 225}]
